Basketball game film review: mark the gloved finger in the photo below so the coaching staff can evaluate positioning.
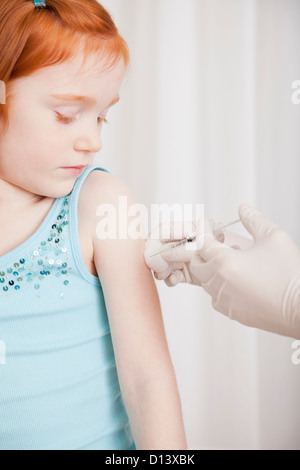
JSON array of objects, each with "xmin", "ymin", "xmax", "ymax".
[
  {"xmin": 189, "ymin": 255, "xmax": 215, "ymax": 284},
  {"xmin": 201, "ymin": 268, "xmax": 226, "ymax": 299},
  {"xmin": 188, "ymin": 217, "xmax": 216, "ymax": 251},
  {"xmin": 210, "ymin": 219, "xmax": 238, "ymax": 243},
  {"xmin": 147, "ymin": 221, "xmax": 197, "ymax": 242},
  {"xmin": 187, "ymin": 217, "xmax": 230, "ymax": 262},
  {"xmin": 239, "ymin": 203, "xmax": 279, "ymax": 241},
  {"xmin": 182, "ymin": 262, "xmax": 194, "ymax": 284},
  {"xmin": 153, "ymin": 261, "xmax": 184, "ymax": 280},
  {"xmin": 161, "ymin": 243, "xmax": 197, "ymax": 263},
  {"xmin": 144, "ymin": 239, "xmax": 170, "ymax": 271},
  {"xmin": 209, "ymin": 220, "xmax": 225, "ymax": 242},
  {"xmin": 159, "ymin": 216, "xmax": 209, "ymax": 263},
  {"xmin": 154, "ymin": 268, "xmax": 173, "ymax": 281},
  {"xmin": 165, "ymin": 270, "xmax": 185, "ymax": 287},
  {"xmin": 196, "ymin": 233, "xmax": 231, "ymax": 262},
  {"xmin": 215, "ymin": 232, "xmax": 225, "ymax": 243},
  {"xmin": 144, "ymin": 239, "xmax": 163, "ymax": 260},
  {"xmin": 222, "ymin": 229, "xmax": 254, "ymax": 250}
]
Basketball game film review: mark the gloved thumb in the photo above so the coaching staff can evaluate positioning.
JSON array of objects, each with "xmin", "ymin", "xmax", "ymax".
[{"xmin": 239, "ymin": 203, "xmax": 278, "ymax": 241}]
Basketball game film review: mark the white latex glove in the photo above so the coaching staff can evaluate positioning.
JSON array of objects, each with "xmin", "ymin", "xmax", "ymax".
[
  {"xmin": 189, "ymin": 204, "xmax": 300, "ymax": 339},
  {"xmin": 144, "ymin": 204, "xmax": 300, "ymax": 338},
  {"xmin": 144, "ymin": 219, "xmax": 252, "ymax": 287},
  {"xmin": 144, "ymin": 221, "xmax": 200, "ymax": 287}
]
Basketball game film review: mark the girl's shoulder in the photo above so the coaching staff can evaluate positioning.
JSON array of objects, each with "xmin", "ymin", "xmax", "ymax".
[
  {"xmin": 77, "ymin": 168, "xmax": 138, "ymax": 244},
  {"xmin": 78, "ymin": 169, "xmax": 136, "ymax": 215},
  {"xmin": 80, "ymin": 169, "xmax": 134, "ymax": 200}
]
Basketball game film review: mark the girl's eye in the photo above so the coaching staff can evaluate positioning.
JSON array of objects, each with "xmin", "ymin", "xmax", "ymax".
[
  {"xmin": 55, "ymin": 112, "xmax": 76, "ymax": 124},
  {"xmin": 55, "ymin": 112, "xmax": 108, "ymax": 125}
]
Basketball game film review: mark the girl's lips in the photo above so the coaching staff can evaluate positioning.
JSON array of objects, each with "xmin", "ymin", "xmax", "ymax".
[{"xmin": 61, "ymin": 166, "xmax": 87, "ymax": 174}]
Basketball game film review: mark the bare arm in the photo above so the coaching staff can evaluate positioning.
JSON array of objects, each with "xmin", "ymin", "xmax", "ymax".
[{"xmin": 81, "ymin": 171, "xmax": 187, "ymax": 450}]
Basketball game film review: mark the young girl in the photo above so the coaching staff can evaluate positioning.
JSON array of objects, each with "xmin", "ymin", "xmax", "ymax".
[{"xmin": 0, "ymin": 0, "xmax": 187, "ymax": 450}]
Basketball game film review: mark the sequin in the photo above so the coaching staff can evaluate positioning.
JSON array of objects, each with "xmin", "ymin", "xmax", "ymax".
[{"xmin": 0, "ymin": 196, "xmax": 72, "ymax": 295}]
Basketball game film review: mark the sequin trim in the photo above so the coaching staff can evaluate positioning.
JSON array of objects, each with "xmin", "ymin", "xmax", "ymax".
[{"xmin": 0, "ymin": 196, "xmax": 71, "ymax": 297}]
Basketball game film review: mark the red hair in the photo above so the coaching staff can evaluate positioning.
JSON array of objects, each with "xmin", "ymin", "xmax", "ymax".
[{"xmin": 0, "ymin": 0, "xmax": 129, "ymax": 131}]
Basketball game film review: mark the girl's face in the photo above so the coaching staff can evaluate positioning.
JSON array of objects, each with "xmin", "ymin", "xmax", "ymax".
[{"xmin": 0, "ymin": 52, "xmax": 126, "ymax": 199}]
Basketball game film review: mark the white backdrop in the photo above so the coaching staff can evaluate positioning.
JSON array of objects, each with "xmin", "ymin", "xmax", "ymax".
[{"xmin": 97, "ymin": 0, "xmax": 300, "ymax": 449}]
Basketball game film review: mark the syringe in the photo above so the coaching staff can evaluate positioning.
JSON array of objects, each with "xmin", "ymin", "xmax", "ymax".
[{"xmin": 150, "ymin": 219, "xmax": 241, "ymax": 258}]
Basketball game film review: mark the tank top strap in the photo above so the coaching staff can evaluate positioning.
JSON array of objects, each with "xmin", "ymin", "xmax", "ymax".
[
  {"xmin": 67, "ymin": 165, "xmax": 112, "ymax": 285},
  {"xmin": 69, "ymin": 165, "xmax": 112, "ymax": 205}
]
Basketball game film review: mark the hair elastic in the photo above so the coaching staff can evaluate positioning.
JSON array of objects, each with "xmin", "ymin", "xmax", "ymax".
[{"xmin": 33, "ymin": 0, "xmax": 47, "ymax": 8}]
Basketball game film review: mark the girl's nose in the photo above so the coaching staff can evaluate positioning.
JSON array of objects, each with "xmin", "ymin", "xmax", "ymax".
[{"xmin": 74, "ymin": 129, "xmax": 103, "ymax": 154}]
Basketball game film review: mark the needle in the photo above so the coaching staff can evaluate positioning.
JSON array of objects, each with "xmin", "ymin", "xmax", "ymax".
[
  {"xmin": 149, "ymin": 218, "xmax": 241, "ymax": 258},
  {"xmin": 213, "ymin": 218, "xmax": 240, "ymax": 234}
]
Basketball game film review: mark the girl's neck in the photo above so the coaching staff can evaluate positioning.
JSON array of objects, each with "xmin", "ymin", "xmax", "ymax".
[{"xmin": 0, "ymin": 179, "xmax": 48, "ymax": 215}]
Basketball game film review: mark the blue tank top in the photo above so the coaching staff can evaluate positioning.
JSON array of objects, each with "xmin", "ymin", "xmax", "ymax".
[{"xmin": 0, "ymin": 165, "xmax": 135, "ymax": 450}]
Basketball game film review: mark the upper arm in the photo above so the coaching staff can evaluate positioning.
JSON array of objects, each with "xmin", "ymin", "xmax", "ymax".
[{"xmin": 80, "ymin": 170, "xmax": 173, "ymax": 392}]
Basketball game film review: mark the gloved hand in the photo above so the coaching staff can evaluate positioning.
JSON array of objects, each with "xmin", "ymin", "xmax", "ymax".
[
  {"xmin": 144, "ymin": 204, "xmax": 300, "ymax": 339},
  {"xmin": 189, "ymin": 203, "xmax": 300, "ymax": 338},
  {"xmin": 144, "ymin": 221, "xmax": 200, "ymax": 287},
  {"xmin": 144, "ymin": 219, "xmax": 253, "ymax": 287}
]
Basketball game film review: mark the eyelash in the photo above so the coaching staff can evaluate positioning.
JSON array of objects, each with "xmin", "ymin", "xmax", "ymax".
[{"xmin": 55, "ymin": 112, "xmax": 108, "ymax": 125}]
